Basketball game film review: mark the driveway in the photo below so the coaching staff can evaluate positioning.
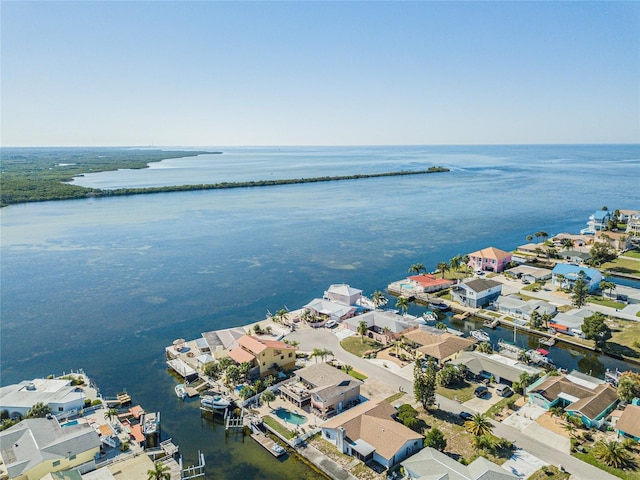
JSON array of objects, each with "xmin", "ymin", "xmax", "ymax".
[
  {"xmin": 462, "ymin": 384, "xmax": 505, "ymax": 414},
  {"xmin": 501, "ymin": 449, "xmax": 547, "ymax": 479}
]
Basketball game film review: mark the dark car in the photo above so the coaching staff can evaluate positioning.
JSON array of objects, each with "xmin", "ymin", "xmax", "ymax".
[
  {"xmin": 459, "ymin": 411, "xmax": 474, "ymax": 420},
  {"xmin": 474, "ymin": 385, "xmax": 489, "ymax": 398}
]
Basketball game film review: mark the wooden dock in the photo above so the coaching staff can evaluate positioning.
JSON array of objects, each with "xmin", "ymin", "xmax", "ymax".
[
  {"xmin": 453, "ymin": 311, "xmax": 471, "ymax": 321},
  {"xmin": 250, "ymin": 432, "xmax": 285, "ymax": 457}
]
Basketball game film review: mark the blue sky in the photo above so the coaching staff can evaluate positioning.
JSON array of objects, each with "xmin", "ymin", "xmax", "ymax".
[{"xmin": 2, "ymin": 1, "xmax": 639, "ymax": 146}]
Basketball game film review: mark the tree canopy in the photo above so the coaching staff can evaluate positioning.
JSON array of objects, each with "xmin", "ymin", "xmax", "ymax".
[{"xmin": 581, "ymin": 312, "xmax": 612, "ymax": 348}]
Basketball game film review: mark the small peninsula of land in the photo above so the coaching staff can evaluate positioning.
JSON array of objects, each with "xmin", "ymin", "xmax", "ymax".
[{"xmin": 0, "ymin": 147, "xmax": 449, "ymax": 207}]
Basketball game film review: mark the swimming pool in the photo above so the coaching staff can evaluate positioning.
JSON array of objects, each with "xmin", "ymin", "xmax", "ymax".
[
  {"xmin": 400, "ymin": 283, "xmax": 414, "ymax": 290},
  {"xmin": 61, "ymin": 419, "xmax": 79, "ymax": 427},
  {"xmin": 274, "ymin": 408, "xmax": 307, "ymax": 425}
]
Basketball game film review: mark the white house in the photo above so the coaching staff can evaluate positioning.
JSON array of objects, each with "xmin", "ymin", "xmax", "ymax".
[
  {"xmin": 323, "ymin": 284, "xmax": 363, "ymax": 305},
  {"xmin": 494, "ymin": 294, "xmax": 556, "ymax": 322},
  {"xmin": 0, "ymin": 379, "xmax": 86, "ymax": 418},
  {"xmin": 451, "ymin": 278, "xmax": 502, "ymax": 308}
]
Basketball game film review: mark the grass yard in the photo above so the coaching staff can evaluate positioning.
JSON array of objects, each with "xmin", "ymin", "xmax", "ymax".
[
  {"xmin": 436, "ymin": 381, "xmax": 478, "ymax": 403},
  {"xmin": 347, "ymin": 369, "xmax": 368, "ymax": 381},
  {"xmin": 573, "ymin": 451, "xmax": 640, "ymax": 480},
  {"xmin": 622, "ymin": 250, "xmax": 640, "ymax": 259},
  {"xmin": 263, "ymin": 415, "xmax": 295, "ymax": 439},
  {"xmin": 384, "ymin": 392, "xmax": 406, "ymax": 404},
  {"xmin": 587, "ymin": 296, "xmax": 626, "ymax": 309},
  {"xmin": 604, "ymin": 318, "xmax": 640, "ymax": 360},
  {"xmin": 528, "ymin": 465, "xmax": 570, "ymax": 480},
  {"xmin": 602, "ymin": 257, "xmax": 640, "ymax": 277},
  {"xmin": 340, "ymin": 336, "xmax": 383, "ymax": 357}
]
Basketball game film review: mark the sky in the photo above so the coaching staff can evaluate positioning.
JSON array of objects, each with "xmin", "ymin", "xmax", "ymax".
[{"xmin": 1, "ymin": 1, "xmax": 639, "ymax": 146}]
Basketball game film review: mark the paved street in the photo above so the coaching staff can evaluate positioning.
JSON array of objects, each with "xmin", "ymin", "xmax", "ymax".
[{"xmin": 285, "ymin": 327, "xmax": 622, "ymax": 480}]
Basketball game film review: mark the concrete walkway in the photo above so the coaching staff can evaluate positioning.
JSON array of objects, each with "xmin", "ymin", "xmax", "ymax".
[{"xmin": 296, "ymin": 443, "xmax": 358, "ymax": 480}]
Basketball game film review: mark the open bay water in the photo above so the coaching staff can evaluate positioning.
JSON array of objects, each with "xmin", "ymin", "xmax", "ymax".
[{"xmin": 1, "ymin": 144, "xmax": 639, "ymax": 478}]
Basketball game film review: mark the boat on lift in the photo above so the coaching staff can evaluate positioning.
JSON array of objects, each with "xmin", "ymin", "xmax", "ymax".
[
  {"xmin": 201, "ymin": 394, "xmax": 231, "ymax": 409},
  {"xmin": 175, "ymin": 384, "xmax": 187, "ymax": 400},
  {"xmin": 469, "ymin": 330, "xmax": 490, "ymax": 342}
]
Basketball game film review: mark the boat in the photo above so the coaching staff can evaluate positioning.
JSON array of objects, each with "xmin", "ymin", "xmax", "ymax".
[
  {"xmin": 201, "ymin": 394, "xmax": 231, "ymax": 410},
  {"xmin": 498, "ymin": 339, "xmax": 522, "ymax": 359},
  {"xmin": 428, "ymin": 301, "xmax": 450, "ymax": 312},
  {"xmin": 469, "ymin": 330, "xmax": 490, "ymax": 342},
  {"xmin": 175, "ymin": 384, "xmax": 187, "ymax": 400},
  {"xmin": 484, "ymin": 318, "xmax": 500, "ymax": 329},
  {"xmin": 422, "ymin": 311, "xmax": 437, "ymax": 322},
  {"xmin": 271, "ymin": 443, "xmax": 286, "ymax": 456},
  {"xmin": 526, "ymin": 348, "xmax": 554, "ymax": 365}
]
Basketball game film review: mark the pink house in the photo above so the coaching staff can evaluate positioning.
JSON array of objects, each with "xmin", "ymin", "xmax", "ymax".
[{"xmin": 467, "ymin": 246, "xmax": 512, "ymax": 273}]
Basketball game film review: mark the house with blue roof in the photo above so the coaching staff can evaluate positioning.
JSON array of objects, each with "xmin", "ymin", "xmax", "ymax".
[
  {"xmin": 581, "ymin": 210, "xmax": 613, "ymax": 234},
  {"xmin": 551, "ymin": 264, "xmax": 603, "ymax": 292}
]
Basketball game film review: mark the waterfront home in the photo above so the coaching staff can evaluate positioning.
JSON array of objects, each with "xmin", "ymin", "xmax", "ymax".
[
  {"xmin": 581, "ymin": 210, "xmax": 613, "ymax": 234},
  {"xmin": 0, "ymin": 418, "xmax": 101, "ymax": 480},
  {"xmin": 343, "ymin": 310, "xmax": 417, "ymax": 345},
  {"xmin": 280, "ymin": 363, "xmax": 362, "ymax": 415},
  {"xmin": 527, "ymin": 371, "xmax": 618, "ymax": 428},
  {"xmin": 624, "ymin": 211, "xmax": 640, "ymax": 237},
  {"xmin": 228, "ymin": 335, "xmax": 296, "ymax": 379},
  {"xmin": 451, "ymin": 278, "xmax": 502, "ymax": 308},
  {"xmin": 403, "ymin": 329, "xmax": 476, "ymax": 366},
  {"xmin": 505, "ymin": 265, "xmax": 552, "ymax": 283},
  {"xmin": 551, "ymin": 264, "xmax": 603, "ymax": 292},
  {"xmin": 0, "ymin": 378, "xmax": 86, "ymax": 418},
  {"xmin": 201, "ymin": 326, "xmax": 246, "ymax": 359},
  {"xmin": 494, "ymin": 294, "xmax": 556, "ymax": 322},
  {"xmin": 467, "ymin": 246, "xmax": 512, "ymax": 273},
  {"xmin": 595, "ymin": 230, "xmax": 632, "ymax": 251},
  {"xmin": 552, "ymin": 233, "xmax": 593, "ymax": 248},
  {"xmin": 323, "ymin": 284, "xmax": 363, "ymax": 305},
  {"xmin": 389, "ymin": 274, "xmax": 454, "ymax": 296},
  {"xmin": 451, "ymin": 351, "xmax": 542, "ymax": 385},
  {"xmin": 616, "ymin": 404, "xmax": 640, "ymax": 441},
  {"xmin": 548, "ymin": 308, "xmax": 593, "ymax": 337},
  {"xmin": 321, "ymin": 400, "xmax": 423, "ymax": 468},
  {"xmin": 559, "ymin": 249, "xmax": 591, "ymax": 264},
  {"xmin": 399, "ymin": 446, "xmax": 518, "ymax": 480},
  {"xmin": 618, "ymin": 209, "xmax": 640, "ymax": 223},
  {"xmin": 302, "ymin": 298, "xmax": 357, "ymax": 324}
]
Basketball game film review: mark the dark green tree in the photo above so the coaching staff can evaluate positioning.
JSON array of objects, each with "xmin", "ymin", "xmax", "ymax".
[
  {"xmin": 26, "ymin": 402, "xmax": 51, "ymax": 419},
  {"xmin": 570, "ymin": 270, "xmax": 589, "ymax": 307},
  {"xmin": 414, "ymin": 360, "xmax": 436, "ymax": 410},
  {"xmin": 424, "ymin": 427, "xmax": 447, "ymax": 451},
  {"xmin": 617, "ymin": 371, "xmax": 640, "ymax": 402},
  {"xmin": 582, "ymin": 312, "xmax": 612, "ymax": 349}
]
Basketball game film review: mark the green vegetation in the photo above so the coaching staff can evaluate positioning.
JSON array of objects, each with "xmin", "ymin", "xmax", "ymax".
[
  {"xmin": 384, "ymin": 392, "xmax": 405, "ymax": 404},
  {"xmin": 0, "ymin": 147, "xmax": 450, "ymax": 207},
  {"xmin": 346, "ymin": 369, "xmax": 367, "ymax": 381},
  {"xmin": 602, "ymin": 257, "xmax": 640, "ymax": 277},
  {"xmin": 263, "ymin": 415, "xmax": 295, "ymax": 439},
  {"xmin": 528, "ymin": 465, "xmax": 570, "ymax": 480},
  {"xmin": 436, "ymin": 381, "xmax": 477, "ymax": 402},
  {"xmin": 574, "ymin": 451, "xmax": 640, "ymax": 480},
  {"xmin": 587, "ymin": 296, "xmax": 626, "ymax": 309},
  {"xmin": 622, "ymin": 250, "xmax": 640, "ymax": 259},
  {"xmin": 339, "ymin": 336, "xmax": 382, "ymax": 357}
]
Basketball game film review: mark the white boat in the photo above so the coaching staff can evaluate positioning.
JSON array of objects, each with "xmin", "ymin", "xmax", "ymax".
[
  {"xmin": 175, "ymin": 384, "xmax": 187, "ymax": 400},
  {"xmin": 469, "ymin": 330, "xmax": 490, "ymax": 342},
  {"xmin": 201, "ymin": 394, "xmax": 231, "ymax": 409},
  {"xmin": 422, "ymin": 311, "xmax": 437, "ymax": 322},
  {"xmin": 526, "ymin": 348, "xmax": 554, "ymax": 365},
  {"xmin": 271, "ymin": 443, "xmax": 285, "ymax": 456}
]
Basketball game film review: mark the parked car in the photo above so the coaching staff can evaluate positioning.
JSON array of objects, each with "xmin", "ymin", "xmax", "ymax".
[
  {"xmin": 459, "ymin": 411, "xmax": 474, "ymax": 420},
  {"xmin": 496, "ymin": 384, "xmax": 513, "ymax": 397},
  {"xmin": 474, "ymin": 385, "xmax": 489, "ymax": 398},
  {"xmin": 325, "ymin": 320, "xmax": 338, "ymax": 328}
]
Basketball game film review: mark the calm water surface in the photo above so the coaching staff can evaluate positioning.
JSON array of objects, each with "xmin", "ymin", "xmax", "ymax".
[{"xmin": 2, "ymin": 145, "xmax": 639, "ymax": 478}]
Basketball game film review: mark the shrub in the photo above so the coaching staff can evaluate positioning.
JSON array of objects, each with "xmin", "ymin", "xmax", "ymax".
[{"xmin": 424, "ymin": 427, "xmax": 447, "ymax": 451}]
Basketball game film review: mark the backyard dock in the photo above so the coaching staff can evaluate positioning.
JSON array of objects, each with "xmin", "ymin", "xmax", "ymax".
[{"xmin": 250, "ymin": 432, "xmax": 285, "ymax": 457}]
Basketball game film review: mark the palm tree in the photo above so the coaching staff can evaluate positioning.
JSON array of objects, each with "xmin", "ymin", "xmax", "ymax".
[
  {"xmin": 593, "ymin": 440, "xmax": 631, "ymax": 468},
  {"xmin": 526, "ymin": 235, "xmax": 533, "ymax": 243},
  {"xmin": 541, "ymin": 312, "xmax": 552, "ymax": 330},
  {"xmin": 518, "ymin": 349, "xmax": 531, "ymax": 364},
  {"xmin": 436, "ymin": 261, "xmax": 449, "ymax": 279},
  {"xmin": 372, "ymin": 290, "xmax": 387, "ymax": 309},
  {"xmin": 343, "ymin": 364, "xmax": 353, "ymax": 375},
  {"xmin": 239, "ymin": 386, "xmax": 255, "ymax": 401},
  {"xmin": 561, "ymin": 238, "xmax": 574, "ymax": 250},
  {"xmin": 461, "ymin": 255, "xmax": 470, "ymax": 276},
  {"xmin": 396, "ymin": 296, "xmax": 410, "ymax": 315},
  {"xmin": 147, "ymin": 461, "xmax": 171, "ymax": 480},
  {"xmin": 26, "ymin": 402, "xmax": 52, "ymax": 419},
  {"xmin": 408, "ymin": 263, "xmax": 425, "ymax": 274},
  {"xmin": 464, "ymin": 413, "xmax": 493, "ymax": 436},
  {"xmin": 261, "ymin": 389, "xmax": 276, "ymax": 408},
  {"xmin": 435, "ymin": 322, "xmax": 447, "ymax": 330},
  {"xmin": 599, "ymin": 280, "xmax": 616, "ymax": 299},
  {"xmin": 320, "ymin": 348, "xmax": 334, "ymax": 362},
  {"xmin": 517, "ymin": 372, "xmax": 531, "ymax": 396},
  {"xmin": 529, "ymin": 310, "xmax": 541, "ymax": 329},
  {"xmin": 555, "ymin": 273, "xmax": 566, "ymax": 290},
  {"xmin": 104, "ymin": 408, "xmax": 119, "ymax": 424},
  {"xmin": 562, "ymin": 422, "xmax": 576, "ymax": 438},
  {"xmin": 275, "ymin": 308, "xmax": 289, "ymax": 324},
  {"xmin": 475, "ymin": 342, "xmax": 493, "ymax": 354},
  {"xmin": 358, "ymin": 320, "xmax": 368, "ymax": 344},
  {"xmin": 471, "ymin": 434, "xmax": 493, "ymax": 454},
  {"xmin": 310, "ymin": 348, "xmax": 324, "ymax": 363},
  {"xmin": 449, "ymin": 255, "xmax": 462, "ymax": 273},
  {"xmin": 539, "ymin": 231, "xmax": 549, "ymax": 242}
]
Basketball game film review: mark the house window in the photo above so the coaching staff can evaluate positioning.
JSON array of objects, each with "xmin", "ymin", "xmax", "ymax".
[
  {"xmin": 325, "ymin": 431, "xmax": 330, "ymax": 439},
  {"xmin": 281, "ymin": 356, "xmax": 284, "ymax": 360},
  {"xmin": 53, "ymin": 460, "xmax": 61, "ymax": 467},
  {"xmin": 288, "ymin": 353, "xmax": 292, "ymax": 358},
  {"xmin": 58, "ymin": 407, "xmax": 64, "ymax": 411},
  {"xmin": 262, "ymin": 362, "xmax": 266, "ymax": 366},
  {"xmin": 69, "ymin": 454, "xmax": 76, "ymax": 460}
]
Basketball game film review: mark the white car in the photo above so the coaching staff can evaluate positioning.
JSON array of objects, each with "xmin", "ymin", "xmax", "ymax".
[{"xmin": 325, "ymin": 320, "xmax": 338, "ymax": 328}]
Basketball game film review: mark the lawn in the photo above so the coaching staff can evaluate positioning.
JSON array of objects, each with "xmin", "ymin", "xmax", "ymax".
[
  {"xmin": 436, "ymin": 381, "xmax": 478, "ymax": 403},
  {"xmin": 347, "ymin": 369, "xmax": 368, "ymax": 381},
  {"xmin": 340, "ymin": 336, "xmax": 382, "ymax": 357},
  {"xmin": 587, "ymin": 296, "xmax": 626, "ymax": 309},
  {"xmin": 604, "ymin": 318, "xmax": 640, "ymax": 360},
  {"xmin": 263, "ymin": 415, "xmax": 295, "ymax": 439},
  {"xmin": 573, "ymin": 451, "xmax": 640, "ymax": 480},
  {"xmin": 622, "ymin": 250, "xmax": 640, "ymax": 259},
  {"xmin": 601, "ymin": 257, "xmax": 640, "ymax": 277},
  {"xmin": 528, "ymin": 465, "xmax": 570, "ymax": 480}
]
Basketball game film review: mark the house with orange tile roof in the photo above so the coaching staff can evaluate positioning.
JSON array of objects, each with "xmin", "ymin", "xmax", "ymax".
[
  {"xmin": 228, "ymin": 335, "xmax": 296, "ymax": 379},
  {"xmin": 467, "ymin": 246, "xmax": 512, "ymax": 273},
  {"xmin": 321, "ymin": 400, "xmax": 423, "ymax": 468},
  {"xmin": 403, "ymin": 329, "xmax": 477, "ymax": 366}
]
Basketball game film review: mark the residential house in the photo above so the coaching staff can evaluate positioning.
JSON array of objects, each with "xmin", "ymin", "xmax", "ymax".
[
  {"xmin": 302, "ymin": 298, "xmax": 357, "ymax": 324},
  {"xmin": 0, "ymin": 379, "xmax": 86, "ymax": 418},
  {"xmin": 560, "ymin": 250, "xmax": 591, "ymax": 264},
  {"xmin": 548, "ymin": 308, "xmax": 594, "ymax": 337},
  {"xmin": 551, "ymin": 264, "xmax": 603, "ymax": 292},
  {"xmin": 552, "ymin": 233, "xmax": 593, "ymax": 248},
  {"xmin": 227, "ymin": 335, "xmax": 296, "ymax": 379},
  {"xmin": 280, "ymin": 363, "xmax": 362, "ymax": 415},
  {"xmin": 616, "ymin": 405, "xmax": 640, "ymax": 441},
  {"xmin": 400, "ymin": 446, "xmax": 518, "ymax": 480},
  {"xmin": 389, "ymin": 274, "xmax": 454, "ymax": 296},
  {"xmin": 467, "ymin": 247, "xmax": 513, "ymax": 273},
  {"xmin": 201, "ymin": 326, "xmax": 246, "ymax": 359},
  {"xmin": 451, "ymin": 351, "xmax": 542, "ymax": 385},
  {"xmin": 624, "ymin": 211, "xmax": 640, "ymax": 237},
  {"xmin": 403, "ymin": 329, "xmax": 476, "ymax": 366},
  {"xmin": 0, "ymin": 418, "xmax": 101, "ymax": 480},
  {"xmin": 505, "ymin": 265, "xmax": 552, "ymax": 283},
  {"xmin": 451, "ymin": 278, "xmax": 502, "ymax": 308},
  {"xmin": 581, "ymin": 210, "xmax": 613, "ymax": 234},
  {"xmin": 343, "ymin": 310, "xmax": 417, "ymax": 345},
  {"xmin": 494, "ymin": 294, "xmax": 556, "ymax": 323},
  {"xmin": 527, "ymin": 371, "xmax": 618, "ymax": 428},
  {"xmin": 323, "ymin": 284, "xmax": 363, "ymax": 305},
  {"xmin": 321, "ymin": 400, "xmax": 423, "ymax": 468},
  {"xmin": 595, "ymin": 230, "xmax": 632, "ymax": 251}
]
